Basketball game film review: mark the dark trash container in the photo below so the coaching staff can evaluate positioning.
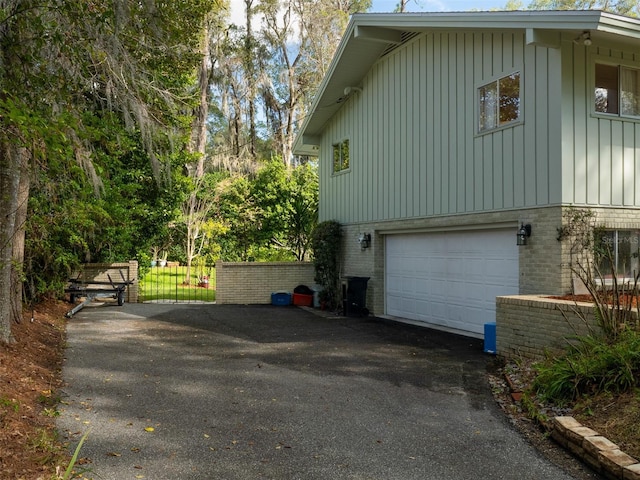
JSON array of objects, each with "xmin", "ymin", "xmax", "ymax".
[
  {"xmin": 343, "ymin": 276, "xmax": 370, "ymax": 317},
  {"xmin": 294, "ymin": 284, "xmax": 314, "ymax": 295}
]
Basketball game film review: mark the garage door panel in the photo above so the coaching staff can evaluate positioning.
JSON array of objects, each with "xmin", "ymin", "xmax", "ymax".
[
  {"xmin": 386, "ymin": 276, "xmax": 402, "ymax": 295},
  {"xmin": 385, "ymin": 230, "xmax": 518, "ymax": 335}
]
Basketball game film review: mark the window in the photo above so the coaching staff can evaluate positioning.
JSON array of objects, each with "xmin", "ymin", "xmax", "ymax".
[
  {"xmin": 595, "ymin": 63, "xmax": 640, "ymax": 117},
  {"xmin": 596, "ymin": 230, "xmax": 640, "ymax": 279},
  {"xmin": 332, "ymin": 139, "xmax": 349, "ymax": 173},
  {"xmin": 478, "ymin": 72, "xmax": 521, "ymax": 133}
]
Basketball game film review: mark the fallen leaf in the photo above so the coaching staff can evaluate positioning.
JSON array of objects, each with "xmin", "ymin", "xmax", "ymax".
[
  {"xmin": 144, "ymin": 427, "xmax": 154, "ymax": 432},
  {"xmin": 107, "ymin": 452, "xmax": 121, "ymax": 457},
  {"xmin": 134, "ymin": 465, "xmax": 143, "ymax": 469},
  {"xmin": 131, "ymin": 447, "xmax": 140, "ymax": 452},
  {"xmin": 204, "ymin": 434, "xmax": 210, "ymax": 438}
]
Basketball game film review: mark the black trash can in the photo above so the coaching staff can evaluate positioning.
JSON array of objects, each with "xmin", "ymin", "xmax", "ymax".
[{"xmin": 343, "ymin": 276, "xmax": 370, "ymax": 317}]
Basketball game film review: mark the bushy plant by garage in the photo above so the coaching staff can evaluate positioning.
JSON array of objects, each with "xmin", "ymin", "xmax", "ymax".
[
  {"xmin": 532, "ymin": 207, "xmax": 640, "ymax": 406},
  {"xmin": 311, "ymin": 220, "xmax": 342, "ymax": 310},
  {"xmin": 532, "ymin": 330, "xmax": 640, "ymax": 406}
]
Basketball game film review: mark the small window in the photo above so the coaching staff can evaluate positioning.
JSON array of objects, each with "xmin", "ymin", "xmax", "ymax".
[
  {"xmin": 478, "ymin": 72, "xmax": 521, "ymax": 133},
  {"xmin": 596, "ymin": 230, "xmax": 640, "ymax": 280},
  {"xmin": 332, "ymin": 139, "xmax": 349, "ymax": 173},
  {"xmin": 595, "ymin": 63, "xmax": 640, "ymax": 117}
]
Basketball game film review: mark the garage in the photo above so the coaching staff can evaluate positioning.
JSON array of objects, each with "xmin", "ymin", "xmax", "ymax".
[{"xmin": 385, "ymin": 229, "xmax": 519, "ymax": 335}]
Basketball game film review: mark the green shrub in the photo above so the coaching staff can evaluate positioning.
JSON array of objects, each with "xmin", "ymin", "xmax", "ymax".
[
  {"xmin": 311, "ymin": 220, "xmax": 342, "ymax": 310},
  {"xmin": 533, "ymin": 330, "xmax": 640, "ymax": 405}
]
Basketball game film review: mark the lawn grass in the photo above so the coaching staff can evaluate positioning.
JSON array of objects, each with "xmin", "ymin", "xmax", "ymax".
[{"xmin": 140, "ymin": 265, "xmax": 216, "ymax": 302}]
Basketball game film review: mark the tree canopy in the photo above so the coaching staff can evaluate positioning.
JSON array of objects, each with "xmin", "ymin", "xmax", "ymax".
[{"xmin": 0, "ymin": 0, "xmax": 218, "ymax": 342}]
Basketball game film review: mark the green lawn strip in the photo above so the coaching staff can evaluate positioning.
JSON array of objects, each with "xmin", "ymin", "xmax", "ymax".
[{"xmin": 140, "ymin": 266, "xmax": 216, "ymax": 302}]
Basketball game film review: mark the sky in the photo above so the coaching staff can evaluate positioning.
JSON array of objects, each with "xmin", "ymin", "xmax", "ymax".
[
  {"xmin": 228, "ymin": 0, "xmax": 507, "ymax": 26},
  {"xmin": 370, "ymin": 0, "xmax": 505, "ymax": 12}
]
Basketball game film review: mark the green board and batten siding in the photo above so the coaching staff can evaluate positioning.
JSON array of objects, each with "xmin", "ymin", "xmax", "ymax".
[
  {"xmin": 319, "ymin": 27, "xmax": 640, "ymax": 224},
  {"xmin": 561, "ymin": 41, "xmax": 640, "ymax": 207},
  {"xmin": 319, "ymin": 31, "xmax": 566, "ymax": 224}
]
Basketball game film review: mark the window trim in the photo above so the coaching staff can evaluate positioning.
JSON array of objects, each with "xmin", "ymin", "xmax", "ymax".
[
  {"xmin": 595, "ymin": 229, "xmax": 640, "ymax": 285},
  {"xmin": 591, "ymin": 55, "xmax": 640, "ymax": 122},
  {"xmin": 476, "ymin": 69, "xmax": 523, "ymax": 135},
  {"xmin": 331, "ymin": 137, "xmax": 350, "ymax": 175}
]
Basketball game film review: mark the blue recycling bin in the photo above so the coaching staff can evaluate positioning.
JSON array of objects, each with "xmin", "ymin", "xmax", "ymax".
[{"xmin": 484, "ymin": 322, "xmax": 496, "ymax": 354}]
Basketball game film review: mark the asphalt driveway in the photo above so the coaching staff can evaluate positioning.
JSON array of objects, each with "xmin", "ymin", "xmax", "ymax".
[{"xmin": 58, "ymin": 303, "xmax": 587, "ymax": 480}]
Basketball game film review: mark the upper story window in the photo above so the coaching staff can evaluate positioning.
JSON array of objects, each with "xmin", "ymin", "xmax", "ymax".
[
  {"xmin": 595, "ymin": 63, "xmax": 640, "ymax": 117},
  {"xmin": 332, "ymin": 139, "xmax": 350, "ymax": 173},
  {"xmin": 478, "ymin": 72, "xmax": 521, "ymax": 133}
]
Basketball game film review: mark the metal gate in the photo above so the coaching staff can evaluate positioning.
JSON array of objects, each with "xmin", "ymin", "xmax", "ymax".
[{"xmin": 139, "ymin": 263, "xmax": 216, "ymax": 303}]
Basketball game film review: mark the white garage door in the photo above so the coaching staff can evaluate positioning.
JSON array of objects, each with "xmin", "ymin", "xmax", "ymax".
[{"xmin": 385, "ymin": 229, "xmax": 519, "ymax": 335}]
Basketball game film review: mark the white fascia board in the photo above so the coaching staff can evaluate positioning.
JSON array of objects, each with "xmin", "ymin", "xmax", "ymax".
[
  {"xmin": 293, "ymin": 20, "xmax": 358, "ymax": 155},
  {"xmin": 596, "ymin": 11, "xmax": 640, "ymax": 39}
]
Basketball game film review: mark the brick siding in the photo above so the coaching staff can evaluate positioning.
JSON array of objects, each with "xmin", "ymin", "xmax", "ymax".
[
  {"xmin": 339, "ymin": 205, "xmax": 640, "ymax": 323},
  {"xmin": 215, "ymin": 262, "xmax": 315, "ymax": 304},
  {"xmin": 496, "ymin": 295, "xmax": 598, "ymax": 359}
]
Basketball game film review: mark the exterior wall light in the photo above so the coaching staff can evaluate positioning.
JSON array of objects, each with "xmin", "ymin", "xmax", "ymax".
[
  {"xmin": 574, "ymin": 31, "xmax": 592, "ymax": 46},
  {"xmin": 343, "ymin": 86, "xmax": 363, "ymax": 96},
  {"xmin": 517, "ymin": 224, "xmax": 532, "ymax": 246},
  {"xmin": 358, "ymin": 233, "xmax": 371, "ymax": 250}
]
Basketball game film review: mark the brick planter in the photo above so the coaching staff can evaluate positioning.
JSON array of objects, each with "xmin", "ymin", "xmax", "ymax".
[{"xmin": 496, "ymin": 295, "xmax": 598, "ymax": 360}]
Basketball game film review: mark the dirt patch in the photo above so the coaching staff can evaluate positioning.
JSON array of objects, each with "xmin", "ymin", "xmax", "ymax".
[
  {"xmin": 573, "ymin": 391, "xmax": 640, "ymax": 459},
  {"xmin": 0, "ymin": 300, "xmax": 70, "ymax": 479}
]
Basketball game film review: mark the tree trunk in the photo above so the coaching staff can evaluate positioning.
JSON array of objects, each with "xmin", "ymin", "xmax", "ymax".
[
  {"xmin": 0, "ymin": 138, "xmax": 22, "ymax": 343},
  {"xmin": 185, "ymin": 26, "xmax": 211, "ymax": 284},
  {"xmin": 245, "ymin": 0, "xmax": 257, "ymax": 159},
  {"xmin": 10, "ymin": 147, "xmax": 30, "ymax": 324},
  {"xmin": 189, "ymin": 24, "xmax": 210, "ymax": 179}
]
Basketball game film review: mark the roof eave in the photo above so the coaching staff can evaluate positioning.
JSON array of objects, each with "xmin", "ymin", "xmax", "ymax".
[{"xmin": 293, "ymin": 10, "xmax": 640, "ymax": 156}]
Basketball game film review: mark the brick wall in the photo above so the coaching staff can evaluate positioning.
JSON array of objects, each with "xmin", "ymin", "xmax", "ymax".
[
  {"xmin": 71, "ymin": 261, "xmax": 139, "ymax": 303},
  {"xmin": 496, "ymin": 295, "xmax": 599, "ymax": 359},
  {"xmin": 215, "ymin": 262, "xmax": 315, "ymax": 304},
  {"xmin": 340, "ymin": 224, "xmax": 378, "ymax": 314},
  {"xmin": 339, "ymin": 205, "xmax": 640, "ymax": 319},
  {"xmin": 556, "ymin": 206, "xmax": 640, "ymax": 295},
  {"xmin": 339, "ymin": 207, "xmax": 566, "ymax": 316}
]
